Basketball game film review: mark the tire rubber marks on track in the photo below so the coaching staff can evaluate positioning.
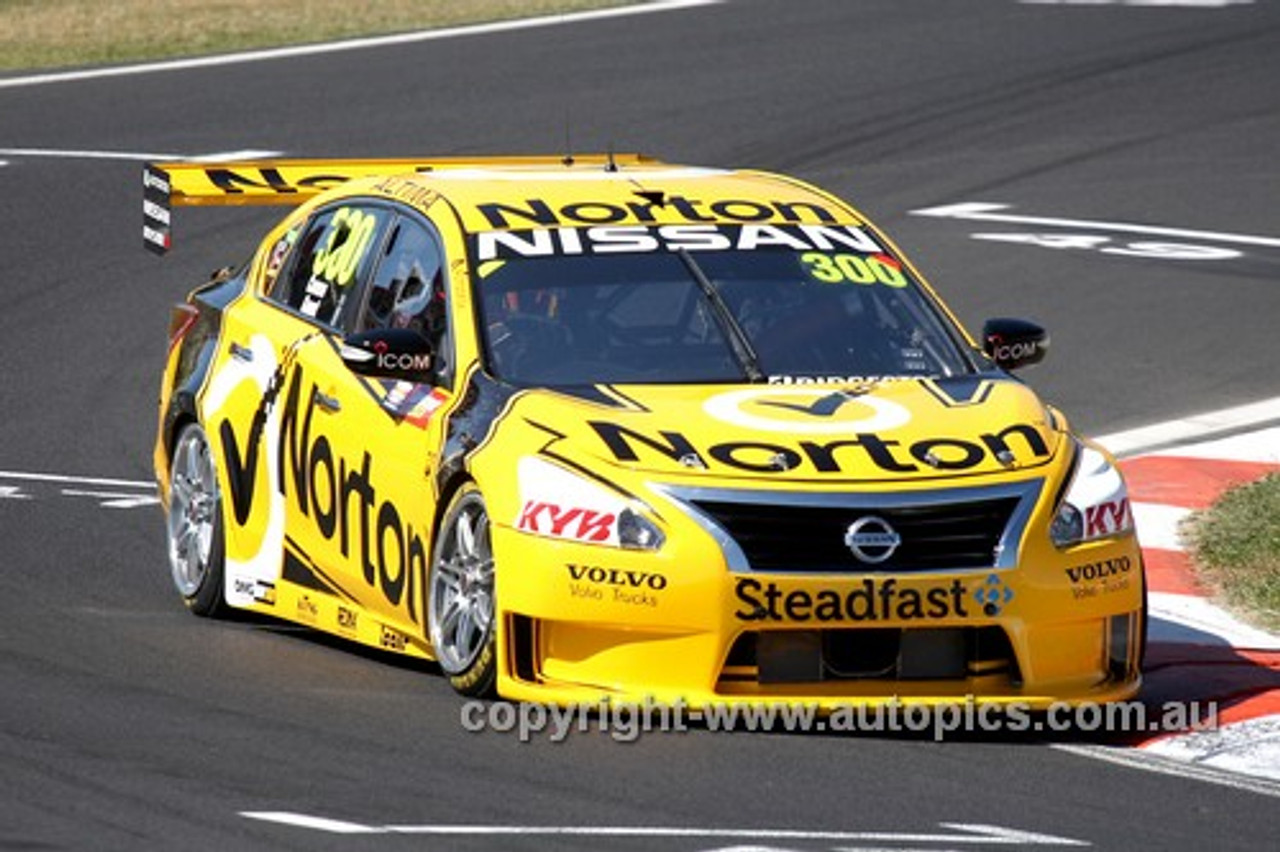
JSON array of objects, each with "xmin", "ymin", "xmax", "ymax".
[
  {"xmin": 0, "ymin": 470, "xmax": 157, "ymax": 509},
  {"xmin": 912, "ymin": 202, "xmax": 1280, "ymax": 264},
  {"xmin": 240, "ymin": 812, "xmax": 1090, "ymax": 847}
]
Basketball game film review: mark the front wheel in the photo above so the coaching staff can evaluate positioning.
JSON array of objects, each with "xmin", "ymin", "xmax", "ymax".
[
  {"xmin": 428, "ymin": 484, "xmax": 498, "ymax": 697},
  {"xmin": 166, "ymin": 422, "xmax": 227, "ymax": 617}
]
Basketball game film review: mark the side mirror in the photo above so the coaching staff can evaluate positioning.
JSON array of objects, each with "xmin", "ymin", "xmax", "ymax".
[
  {"xmin": 982, "ymin": 317, "xmax": 1048, "ymax": 371},
  {"xmin": 339, "ymin": 328, "xmax": 434, "ymax": 383}
]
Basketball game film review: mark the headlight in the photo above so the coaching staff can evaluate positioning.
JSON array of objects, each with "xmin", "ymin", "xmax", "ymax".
[
  {"xmin": 617, "ymin": 506, "xmax": 665, "ymax": 550},
  {"xmin": 1049, "ymin": 440, "xmax": 1134, "ymax": 549},
  {"xmin": 514, "ymin": 456, "xmax": 665, "ymax": 551}
]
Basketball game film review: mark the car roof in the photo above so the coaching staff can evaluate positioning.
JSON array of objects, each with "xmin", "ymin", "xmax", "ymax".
[{"xmin": 355, "ymin": 159, "xmax": 867, "ymax": 234}]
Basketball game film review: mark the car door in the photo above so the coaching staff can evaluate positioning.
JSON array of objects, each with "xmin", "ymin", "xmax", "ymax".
[
  {"xmin": 198, "ymin": 206, "xmax": 357, "ymax": 611},
  {"xmin": 216, "ymin": 200, "xmax": 390, "ymax": 626},
  {"xmin": 278, "ymin": 206, "xmax": 456, "ymax": 643}
]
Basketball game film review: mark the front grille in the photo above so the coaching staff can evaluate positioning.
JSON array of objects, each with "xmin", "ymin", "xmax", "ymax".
[
  {"xmin": 690, "ymin": 496, "xmax": 1020, "ymax": 572},
  {"xmin": 721, "ymin": 626, "xmax": 1020, "ymax": 685}
]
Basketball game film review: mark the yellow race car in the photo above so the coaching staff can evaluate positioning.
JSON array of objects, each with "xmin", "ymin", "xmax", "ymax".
[{"xmin": 149, "ymin": 154, "xmax": 1144, "ymax": 709}]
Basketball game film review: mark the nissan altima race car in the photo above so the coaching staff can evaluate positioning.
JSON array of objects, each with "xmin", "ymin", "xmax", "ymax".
[{"xmin": 148, "ymin": 153, "xmax": 1144, "ymax": 708}]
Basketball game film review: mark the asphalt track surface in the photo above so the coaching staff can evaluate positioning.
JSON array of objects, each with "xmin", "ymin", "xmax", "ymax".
[{"xmin": 2, "ymin": 1, "xmax": 1279, "ymax": 849}]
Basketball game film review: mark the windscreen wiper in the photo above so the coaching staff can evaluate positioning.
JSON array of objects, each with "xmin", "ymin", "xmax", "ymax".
[{"xmin": 676, "ymin": 249, "xmax": 766, "ymax": 384}]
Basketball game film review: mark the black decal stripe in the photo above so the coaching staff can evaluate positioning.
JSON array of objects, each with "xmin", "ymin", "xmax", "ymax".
[
  {"xmin": 216, "ymin": 355, "xmax": 291, "ymax": 525},
  {"xmin": 524, "ymin": 418, "xmax": 568, "ymax": 446},
  {"xmin": 920, "ymin": 377, "xmax": 994, "ymax": 408},
  {"xmin": 524, "ymin": 419, "xmax": 652, "ymax": 510},
  {"xmin": 458, "ymin": 373, "xmax": 525, "ymax": 463},
  {"xmin": 436, "ymin": 363, "xmax": 484, "ymax": 452},
  {"xmin": 432, "ymin": 365, "xmax": 503, "ymax": 500},
  {"xmin": 536, "ymin": 384, "xmax": 627, "ymax": 408},
  {"xmin": 220, "ymin": 417, "xmax": 262, "ymax": 526},
  {"xmin": 1047, "ymin": 407, "xmax": 1065, "ymax": 433},
  {"xmin": 598, "ymin": 384, "xmax": 652, "ymax": 412},
  {"xmin": 282, "ymin": 536, "xmax": 359, "ymax": 603}
]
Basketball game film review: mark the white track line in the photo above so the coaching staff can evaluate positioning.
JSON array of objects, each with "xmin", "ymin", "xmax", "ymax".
[
  {"xmin": 239, "ymin": 813, "xmax": 1089, "ymax": 845},
  {"xmin": 0, "ymin": 147, "xmax": 180, "ymax": 161},
  {"xmin": 1094, "ymin": 395, "xmax": 1280, "ymax": 457},
  {"xmin": 1142, "ymin": 426, "xmax": 1280, "ymax": 463},
  {"xmin": 0, "ymin": 1, "xmax": 723, "ymax": 91},
  {"xmin": 0, "ymin": 470, "xmax": 154, "ymax": 489}
]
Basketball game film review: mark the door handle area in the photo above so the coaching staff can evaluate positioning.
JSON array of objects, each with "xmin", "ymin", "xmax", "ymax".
[
  {"xmin": 314, "ymin": 390, "xmax": 341, "ymax": 413},
  {"xmin": 229, "ymin": 342, "xmax": 254, "ymax": 362}
]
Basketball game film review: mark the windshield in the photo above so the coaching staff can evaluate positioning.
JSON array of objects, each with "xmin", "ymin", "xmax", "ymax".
[{"xmin": 471, "ymin": 234, "xmax": 976, "ymax": 386}]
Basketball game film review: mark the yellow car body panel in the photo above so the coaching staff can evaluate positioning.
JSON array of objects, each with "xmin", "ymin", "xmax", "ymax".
[{"xmin": 152, "ymin": 156, "xmax": 1144, "ymax": 710}]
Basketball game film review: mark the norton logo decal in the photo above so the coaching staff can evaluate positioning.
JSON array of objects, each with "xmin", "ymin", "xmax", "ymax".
[
  {"xmin": 202, "ymin": 167, "xmax": 346, "ymax": 196},
  {"xmin": 735, "ymin": 577, "xmax": 971, "ymax": 623},
  {"xmin": 221, "ymin": 364, "xmax": 287, "ymax": 527},
  {"xmin": 703, "ymin": 387, "xmax": 910, "ymax": 435},
  {"xmin": 472, "ymin": 196, "xmax": 874, "ymax": 262},
  {"xmin": 588, "ymin": 419, "xmax": 1049, "ymax": 475},
  {"xmin": 219, "ymin": 363, "xmax": 425, "ymax": 622},
  {"xmin": 476, "ymin": 196, "xmax": 840, "ymax": 229}
]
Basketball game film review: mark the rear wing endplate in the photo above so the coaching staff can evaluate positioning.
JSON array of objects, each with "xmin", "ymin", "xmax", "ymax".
[{"xmin": 142, "ymin": 154, "xmax": 654, "ymax": 255}]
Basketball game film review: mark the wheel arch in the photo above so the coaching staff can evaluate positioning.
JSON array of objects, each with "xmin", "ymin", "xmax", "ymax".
[{"xmin": 165, "ymin": 395, "xmax": 200, "ymax": 459}]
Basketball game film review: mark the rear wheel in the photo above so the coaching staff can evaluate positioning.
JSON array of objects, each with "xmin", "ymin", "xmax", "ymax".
[
  {"xmin": 428, "ymin": 484, "xmax": 497, "ymax": 697},
  {"xmin": 166, "ymin": 422, "xmax": 227, "ymax": 617}
]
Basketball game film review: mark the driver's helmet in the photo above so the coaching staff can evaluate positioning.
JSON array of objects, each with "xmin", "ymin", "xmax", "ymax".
[{"xmin": 498, "ymin": 286, "xmax": 562, "ymax": 320}]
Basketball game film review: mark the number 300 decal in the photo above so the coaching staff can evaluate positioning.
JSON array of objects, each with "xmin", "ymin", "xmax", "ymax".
[{"xmin": 800, "ymin": 252, "xmax": 908, "ymax": 288}]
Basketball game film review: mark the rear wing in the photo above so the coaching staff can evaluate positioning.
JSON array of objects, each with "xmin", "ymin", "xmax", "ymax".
[{"xmin": 142, "ymin": 153, "xmax": 655, "ymax": 254}]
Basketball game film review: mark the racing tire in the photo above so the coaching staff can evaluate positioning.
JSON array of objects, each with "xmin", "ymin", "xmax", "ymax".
[
  {"xmin": 166, "ymin": 422, "xmax": 228, "ymax": 617},
  {"xmin": 428, "ymin": 483, "xmax": 498, "ymax": 698}
]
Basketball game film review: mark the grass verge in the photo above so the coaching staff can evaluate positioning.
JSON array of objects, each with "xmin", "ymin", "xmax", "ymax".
[
  {"xmin": 1184, "ymin": 472, "xmax": 1280, "ymax": 633},
  {"xmin": 0, "ymin": 0, "xmax": 627, "ymax": 72}
]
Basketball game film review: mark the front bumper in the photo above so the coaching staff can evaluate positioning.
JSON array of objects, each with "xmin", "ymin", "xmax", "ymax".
[{"xmin": 488, "ymin": 483, "xmax": 1146, "ymax": 710}]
